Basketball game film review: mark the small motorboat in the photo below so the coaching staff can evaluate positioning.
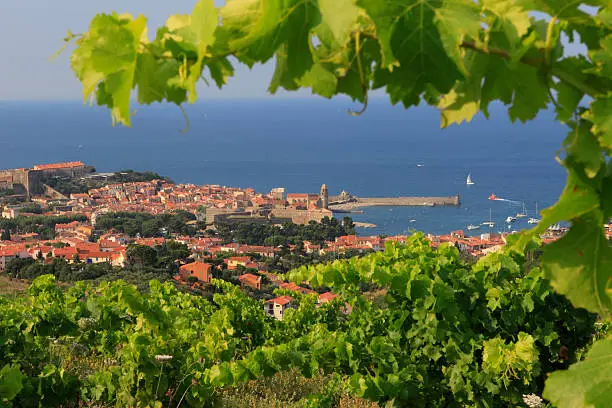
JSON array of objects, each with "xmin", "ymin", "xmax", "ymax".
[{"xmin": 467, "ymin": 224, "xmax": 480, "ymax": 230}]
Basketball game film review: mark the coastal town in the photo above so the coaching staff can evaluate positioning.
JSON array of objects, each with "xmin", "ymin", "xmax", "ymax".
[{"xmin": 1, "ymin": 161, "xmax": 605, "ymax": 319}]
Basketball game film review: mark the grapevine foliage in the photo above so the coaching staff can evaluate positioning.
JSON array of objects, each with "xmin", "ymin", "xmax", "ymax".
[
  {"xmin": 61, "ymin": 0, "xmax": 612, "ymax": 405},
  {"xmin": 0, "ymin": 237, "xmax": 599, "ymax": 406}
]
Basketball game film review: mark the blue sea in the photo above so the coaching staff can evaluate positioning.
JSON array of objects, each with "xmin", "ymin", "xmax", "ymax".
[{"xmin": 0, "ymin": 98, "xmax": 567, "ymax": 236}]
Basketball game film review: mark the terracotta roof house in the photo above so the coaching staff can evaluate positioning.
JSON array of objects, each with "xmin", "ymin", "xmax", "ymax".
[
  {"xmin": 179, "ymin": 261, "xmax": 213, "ymax": 283},
  {"xmin": 264, "ymin": 296, "xmax": 295, "ymax": 320},
  {"xmin": 318, "ymin": 292, "xmax": 339, "ymax": 303},
  {"xmin": 238, "ymin": 273, "xmax": 262, "ymax": 290},
  {"xmin": 279, "ymin": 282, "xmax": 314, "ymax": 295}
]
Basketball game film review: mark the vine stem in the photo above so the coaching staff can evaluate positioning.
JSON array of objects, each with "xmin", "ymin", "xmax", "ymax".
[
  {"xmin": 544, "ymin": 17, "xmax": 558, "ymax": 66},
  {"xmin": 155, "ymin": 363, "xmax": 165, "ymax": 399},
  {"xmin": 348, "ymin": 32, "xmax": 369, "ymax": 117},
  {"xmin": 178, "ymin": 105, "xmax": 190, "ymax": 133},
  {"xmin": 175, "ymin": 383, "xmax": 193, "ymax": 408}
]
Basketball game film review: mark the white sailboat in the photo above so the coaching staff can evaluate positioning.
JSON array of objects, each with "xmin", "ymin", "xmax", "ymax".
[
  {"xmin": 466, "ymin": 173, "xmax": 474, "ymax": 185},
  {"xmin": 528, "ymin": 202, "xmax": 541, "ymax": 224},
  {"xmin": 516, "ymin": 202, "xmax": 528, "ymax": 218},
  {"xmin": 482, "ymin": 209, "xmax": 495, "ymax": 227}
]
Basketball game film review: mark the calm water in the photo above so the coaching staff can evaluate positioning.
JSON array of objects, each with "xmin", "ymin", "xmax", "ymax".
[{"xmin": 0, "ymin": 98, "xmax": 567, "ymax": 236}]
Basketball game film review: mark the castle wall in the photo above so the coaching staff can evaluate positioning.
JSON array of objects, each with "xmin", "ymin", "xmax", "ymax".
[
  {"xmin": 269, "ymin": 208, "xmax": 334, "ymax": 225},
  {"xmin": 0, "ymin": 169, "xmax": 45, "ymax": 198}
]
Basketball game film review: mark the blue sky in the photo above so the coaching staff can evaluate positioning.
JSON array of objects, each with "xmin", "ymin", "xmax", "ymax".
[{"xmin": 0, "ymin": 1, "xmax": 585, "ymax": 101}]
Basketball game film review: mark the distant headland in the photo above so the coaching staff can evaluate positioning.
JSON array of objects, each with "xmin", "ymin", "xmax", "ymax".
[{"xmin": 1, "ymin": 161, "xmax": 460, "ymax": 229}]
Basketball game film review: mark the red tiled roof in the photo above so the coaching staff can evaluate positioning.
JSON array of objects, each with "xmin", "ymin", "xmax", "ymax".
[
  {"xmin": 33, "ymin": 161, "xmax": 84, "ymax": 170},
  {"xmin": 227, "ymin": 256, "xmax": 251, "ymax": 263},
  {"xmin": 84, "ymin": 251, "xmax": 110, "ymax": 259},
  {"xmin": 53, "ymin": 247, "xmax": 78, "ymax": 257},
  {"xmin": 179, "ymin": 261, "xmax": 212, "ymax": 275},
  {"xmin": 319, "ymin": 292, "xmax": 339, "ymax": 303},
  {"xmin": 238, "ymin": 273, "xmax": 261, "ymax": 285},
  {"xmin": 0, "ymin": 247, "xmax": 25, "ymax": 257},
  {"xmin": 55, "ymin": 221, "xmax": 81, "ymax": 230},
  {"xmin": 267, "ymin": 295, "xmax": 293, "ymax": 306},
  {"xmin": 279, "ymin": 282, "xmax": 314, "ymax": 294}
]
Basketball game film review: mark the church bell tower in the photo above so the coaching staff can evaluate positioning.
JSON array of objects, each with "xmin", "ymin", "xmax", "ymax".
[{"xmin": 320, "ymin": 184, "xmax": 329, "ymax": 209}]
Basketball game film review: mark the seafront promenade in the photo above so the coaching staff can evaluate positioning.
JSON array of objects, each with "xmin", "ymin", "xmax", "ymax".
[{"xmin": 328, "ymin": 195, "xmax": 460, "ymax": 211}]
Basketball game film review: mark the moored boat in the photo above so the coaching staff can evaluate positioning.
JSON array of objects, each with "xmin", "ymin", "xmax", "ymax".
[{"xmin": 528, "ymin": 202, "xmax": 540, "ymax": 224}]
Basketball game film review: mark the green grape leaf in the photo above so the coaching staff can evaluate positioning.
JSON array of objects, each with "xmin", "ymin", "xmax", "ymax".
[
  {"xmin": 597, "ymin": 6, "xmax": 612, "ymax": 28},
  {"xmin": 564, "ymin": 122, "xmax": 604, "ymax": 179},
  {"xmin": 220, "ymin": 0, "xmax": 316, "ymax": 76},
  {"xmin": 209, "ymin": 363, "xmax": 234, "ymax": 387},
  {"xmin": 135, "ymin": 53, "xmax": 185, "ymax": 104},
  {"xmin": 482, "ymin": 0, "xmax": 531, "ymax": 42},
  {"xmin": 553, "ymin": 57, "xmax": 591, "ymax": 122},
  {"xmin": 298, "ymin": 64, "xmax": 338, "ymax": 98},
  {"xmin": 359, "ymin": 0, "xmax": 479, "ymax": 72},
  {"xmin": 544, "ymin": 338, "xmax": 612, "ymax": 408},
  {"xmin": 590, "ymin": 35, "xmax": 612, "ymax": 78},
  {"xmin": 364, "ymin": 0, "xmax": 479, "ymax": 107},
  {"xmin": 439, "ymin": 88, "xmax": 481, "ymax": 127},
  {"xmin": 72, "ymin": 13, "xmax": 147, "ymax": 126},
  {"xmin": 0, "ymin": 364, "xmax": 25, "ymax": 401},
  {"xmin": 542, "ymin": 214, "xmax": 612, "ymax": 317},
  {"xmin": 318, "ymin": 0, "xmax": 360, "ymax": 44},
  {"xmin": 186, "ymin": 0, "xmax": 218, "ymax": 102},
  {"xmin": 515, "ymin": 0, "xmax": 594, "ymax": 20},
  {"xmin": 590, "ymin": 94, "xmax": 612, "ymax": 149},
  {"xmin": 191, "ymin": 0, "xmax": 217, "ymax": 53},
  {"xmin": 207, "ymin": 58, "xmax": 235, "ymax": 88},
  {"xmin": 438, "ymin": 52, "xmax": 489, "ymax": 127},
  {"xmin": 507, "ymin": 66, "xmax": 549, "ymax": 122}
]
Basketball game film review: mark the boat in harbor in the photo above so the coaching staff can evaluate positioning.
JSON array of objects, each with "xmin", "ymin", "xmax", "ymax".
[
  {"xmin": 466, "ymin": 173, "xmax": 474, "ymax": 185},
  {"xmin": 516, "ymin": 202, "xmax": 528, "ymax": 218},
  {"xmin": 467, "ymin": 224, "xmax": 480, "ymax": 230},
  {"xmin": 482, "ymin": 209, "xmax": 495, "ymax": 227},
  {"xmin": 528, "ymin": 202, "xmax": 541, "ymax": 224},
  {"xmin": 506, "ymin": 216, "xmax": 516, "ymax": 223}
]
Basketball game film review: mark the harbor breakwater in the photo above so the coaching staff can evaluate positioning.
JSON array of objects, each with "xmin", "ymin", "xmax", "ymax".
[{"xmin": 329, "ymin": 195, "xmax": 460, "ymax": 212}]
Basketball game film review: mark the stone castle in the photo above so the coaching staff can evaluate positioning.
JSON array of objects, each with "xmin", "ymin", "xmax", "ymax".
[{"xmin": 0, "ymin": 162, "xmax": 92, "ymax": 200}]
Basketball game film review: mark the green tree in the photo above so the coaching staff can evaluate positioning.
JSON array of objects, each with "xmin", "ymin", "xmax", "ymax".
[
  {"xmin": 1, "ymin": 228, "xmax": 11, "ymax": 241},
  {"xmin": 125, "ymin": 244, "xmax": 158, "ymax": 268}
]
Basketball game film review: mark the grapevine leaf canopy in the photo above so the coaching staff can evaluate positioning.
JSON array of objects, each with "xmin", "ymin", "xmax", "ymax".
[
  {"xmin": 67, "ymin": 0, "xmax": 612, "ymax": 328},
  {"xmin": 541, "ymin": 215, "xmax": 612, "ymax": 316},
  {"xmin": 543, "ymin": 338, "xmax": 612, "ymax": 408}
]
